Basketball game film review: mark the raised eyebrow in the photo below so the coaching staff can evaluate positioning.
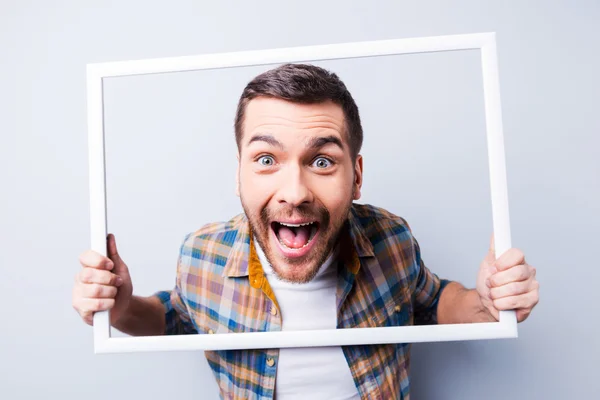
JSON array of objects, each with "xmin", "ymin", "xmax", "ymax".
[
  {"xmin": 306, "ymin": 135, "xmax": 344, "ymax": 151},
  {"xmin": 247, "ymin": 134, "xmax": 284, "ymax": 150}
]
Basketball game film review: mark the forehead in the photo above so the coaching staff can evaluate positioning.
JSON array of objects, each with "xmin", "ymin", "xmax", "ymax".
[{"xmin": 242, "ymin": 97, "xmax": 347, "ymax": 143}]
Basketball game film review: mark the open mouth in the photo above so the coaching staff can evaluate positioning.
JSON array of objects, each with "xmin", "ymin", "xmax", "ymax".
[{"xmin": 271, "ymin": 221, "xmax": 319, "ymax": 250}]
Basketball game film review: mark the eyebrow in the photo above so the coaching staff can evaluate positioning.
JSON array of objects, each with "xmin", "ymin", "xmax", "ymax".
[
  {"xmin": 247, "ymin": 134, "xmax": 344, "ymax": 151},
  {"xmin": 247, "ymin": 134, "xmax": 284, "ymax": 150},
  {"xmin": 306, "ymin": 135, "xmax": 344, "ymax": 151}
]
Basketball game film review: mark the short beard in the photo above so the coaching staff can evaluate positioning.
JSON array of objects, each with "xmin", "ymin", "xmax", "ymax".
[{"xmin": 241, "ymin": 197, "xmax": 353, "ymax": 284}]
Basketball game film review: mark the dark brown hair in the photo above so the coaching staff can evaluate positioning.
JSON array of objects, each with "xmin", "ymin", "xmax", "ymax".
[{"xmin": 234, "ymin": 63, "xmax": 363, "ymax": 160}]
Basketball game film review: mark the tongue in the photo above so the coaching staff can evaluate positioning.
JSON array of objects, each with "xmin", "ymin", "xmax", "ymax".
[{"xmin": 278, "ymin": 225, "xmax": 310, "ymax": 249}]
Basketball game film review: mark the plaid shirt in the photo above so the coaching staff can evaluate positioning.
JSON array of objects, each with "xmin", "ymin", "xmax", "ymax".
[{"xmin": 155, "ymin": 203, "xmax": 449, "ymax": 400}]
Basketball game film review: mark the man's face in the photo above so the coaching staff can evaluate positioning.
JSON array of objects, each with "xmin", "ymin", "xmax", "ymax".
[{"xmin": 236, "ymin": 97, "xmax": 363, "ymax": 283}]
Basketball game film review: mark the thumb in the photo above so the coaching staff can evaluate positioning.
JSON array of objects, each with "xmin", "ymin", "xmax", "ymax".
[
  {"xmin": 485, "ymin": 233, "xmax": 496, "ymax": 265},
  {"xmin": 107, "ymin": 234, "xmax": 126, "ymax": 271}
]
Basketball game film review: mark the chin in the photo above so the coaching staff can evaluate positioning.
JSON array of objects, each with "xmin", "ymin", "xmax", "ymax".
[{"xmin": 271, "ymin": 260, "xmax": 322, "ymax": 284}]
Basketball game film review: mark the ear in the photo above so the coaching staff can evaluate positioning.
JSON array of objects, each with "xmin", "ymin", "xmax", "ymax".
[
  {"xmin": 235, "ymin": 153, "xmax": 241, "ymax": 197},
  {"xmin": 352, "ymin": 154, "xmax": 363, "ymax": 201}
]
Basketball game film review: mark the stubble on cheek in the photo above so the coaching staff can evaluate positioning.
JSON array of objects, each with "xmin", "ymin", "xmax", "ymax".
[
  {"xmin": 244, "ymin": 199, "xmax": 353, "ymax": 283},
  {"xmin": 238, "ymin": 169, "xmax": 357, "ymax": 282}
]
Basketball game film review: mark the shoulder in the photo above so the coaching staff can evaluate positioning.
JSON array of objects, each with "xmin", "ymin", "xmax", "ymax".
[
  {"xmin": 178, "ymin": 213, "xmax": 248, "ymax": 267},
  {"xmin": 187, "ymin": 212, "xmax": 246, "ymax": 241},
  {"xmin": 350, "ymin": 203, "xmax": 415, "ymax": 242},
  {"xmin": 351, "ymin": 204, "xmax": 424, "ymax": 287}
]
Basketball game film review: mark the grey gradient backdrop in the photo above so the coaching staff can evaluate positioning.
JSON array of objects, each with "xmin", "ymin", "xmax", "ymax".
[{"xmin": 1, "ymin": 1, "xmax": 598, "ymax": 399}]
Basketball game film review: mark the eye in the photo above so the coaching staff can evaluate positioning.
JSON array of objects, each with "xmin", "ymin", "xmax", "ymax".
[
  {"xmin": 257, "ymin": 155, "xmax": 275, "ymax": 166},
  {"xmin": 313, "ymin": 157, "xmax": 333, "ymax": 169}
]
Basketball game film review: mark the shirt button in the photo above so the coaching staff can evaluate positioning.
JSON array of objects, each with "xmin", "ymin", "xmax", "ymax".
[
  {"xmin": 270, "ymin": 307, "xmax": 277, "ymax": 316},
  {"xmin": 208, "ymin": 329, "xmax": 214, "ymax": 334},
  {"xmin": 394, "ymin": 305, "xmax": 402, "ymax": 313},
  {"xmin": 266, "ymin": 358, "xmax": 275, "ymax": 367}
]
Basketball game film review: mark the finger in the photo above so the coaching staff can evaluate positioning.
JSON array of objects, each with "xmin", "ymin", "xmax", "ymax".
[
  {"xmin": 493, "ymin": 248, "xmax": 525, "ymax": 271},
  {"xmin": 489, "ymin": 264, "xmax": 533, "ymax": 287},
  {"xmin": 492, "ymin": 290, "xmax": 538, "ymax": 311},
  {"xmin": 79, "ymin": 250, "xmax": 113, "ymax": 270},
  {"xmin": 80, "ymin": 283, "xmax": 119, "ymax": 299},
  {"xmin": 485, "ymin": 304, "xmax": 499, "ymax": 321},
  {"xmin": 77, "ymin": 297, "xmax": 116, "ymax": 313},
  {"xmin": 77, "ymin": 268, "xmax": 123, "ymax": 286},
  {"xmin": 489, "ymin": 279, "xmax": 534, "ymax": 300},
  {"xmin": 516, "ymin": 308, "xmax": 533, "ymax": 322},
  {"xmin": 489, "ymin": 233, "xmax": 495, "ymax": 255},
  {"xmin": 80, "ymin": 310, "xmax": 94, "ymax": 326}
]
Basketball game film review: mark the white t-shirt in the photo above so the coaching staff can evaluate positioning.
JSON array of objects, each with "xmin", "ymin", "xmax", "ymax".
[{"xmin": 255, "ymin": 242, "xmax": 360, "ymax": 400}]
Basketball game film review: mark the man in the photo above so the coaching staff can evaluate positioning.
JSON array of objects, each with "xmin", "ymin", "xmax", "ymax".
[{"xmin": 72, "ymin": 64, "xmax": 539, "ymax": 400}]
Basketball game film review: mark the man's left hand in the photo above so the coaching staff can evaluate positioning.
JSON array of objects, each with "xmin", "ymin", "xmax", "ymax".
[{"xmin": 476, "ymin": 235, "xmax": 539, "ymax": 322}]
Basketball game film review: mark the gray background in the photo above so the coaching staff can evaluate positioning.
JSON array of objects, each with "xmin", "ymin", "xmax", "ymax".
[{"xmin": 1, "ymin": 1, "xmax": 598, "ymax": 399}]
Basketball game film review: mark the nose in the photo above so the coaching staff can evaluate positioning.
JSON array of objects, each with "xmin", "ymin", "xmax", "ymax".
[{"xmin": 275, "ymin": 165, "xmax": 313, "ymax": 207}]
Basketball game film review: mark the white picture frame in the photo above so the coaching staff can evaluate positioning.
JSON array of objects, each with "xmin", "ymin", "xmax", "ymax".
[{"xmin": 87, "ymin": 32, "xmax": 517, "ymax": 354}]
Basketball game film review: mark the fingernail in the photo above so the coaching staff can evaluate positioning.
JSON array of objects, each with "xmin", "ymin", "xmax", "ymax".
[
  {"xmin": 116, "ymin": 276, "xmax": 123, "ymax": 286},
  {"xmin": 106, "ymin": 261, "xmax": 114, "ymax": 270}
]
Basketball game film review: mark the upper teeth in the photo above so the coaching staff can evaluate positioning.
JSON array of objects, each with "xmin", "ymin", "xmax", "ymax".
[{"xmin": 279, "ymin": 222, "xmax": 314, "ymax": 227}]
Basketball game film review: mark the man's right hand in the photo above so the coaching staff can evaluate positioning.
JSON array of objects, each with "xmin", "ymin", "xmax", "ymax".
[{"xmin": 72, "ymin": 233, "xmax": 134, "ymax": 326}]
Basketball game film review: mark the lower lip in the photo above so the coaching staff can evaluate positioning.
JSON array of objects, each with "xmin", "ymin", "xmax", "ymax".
[{"xmin": 270, "ymin": 225, "xmax": 320, "ymax": 259}]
